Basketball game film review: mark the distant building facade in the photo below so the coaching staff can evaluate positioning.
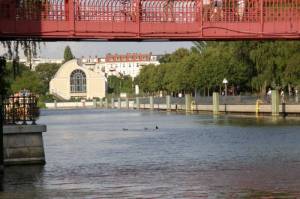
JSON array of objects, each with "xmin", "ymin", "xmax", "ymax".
[
  {"xmin": 19, "ymin": 57, "xmax": 63, "ymax": 70},
  {"xmin": 101, "ymin": 53, "xmax": 160, "ymax": 77},
  {"xmin": 50, "ymin": 59, "xmax": 106, "ymax": 100},
  {"xmin": 79, "ymin": 53, "xmax": 160, "ymax": 78}
]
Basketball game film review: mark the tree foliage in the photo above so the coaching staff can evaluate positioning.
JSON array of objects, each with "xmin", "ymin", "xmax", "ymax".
[
  {"xmin": 107, "ymin": 75, "xmax": 133, "ymax": 95},
  {"xmin": 63, "ymin": 46, "xmax": 75, "ymax": 63},
  {"xmin": 136, "ymin": 41, "xmax": 300, "ymax": 96},
  {"xmin": 35, "ymin": 63, "xmax": 60, "ymax": 91},
  {"xmin": 11, "ymin": 70, "xmax": 46, "ymax": 95}
]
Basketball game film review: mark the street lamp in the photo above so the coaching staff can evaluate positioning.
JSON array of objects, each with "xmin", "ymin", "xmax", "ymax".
[{"xmin": 222, "ymin": 78, "xmax": 228, "ymax": 96}]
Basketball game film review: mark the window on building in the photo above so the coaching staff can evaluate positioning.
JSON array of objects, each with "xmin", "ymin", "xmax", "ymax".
[{"xmin": 70, "ymin": 69, "xmax": 86, "ymax": 93}]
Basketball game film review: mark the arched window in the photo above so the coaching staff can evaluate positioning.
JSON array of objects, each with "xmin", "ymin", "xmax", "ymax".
[{"xmin": 70, "ymin": 69, "xmax": 86, "ymax": 93}]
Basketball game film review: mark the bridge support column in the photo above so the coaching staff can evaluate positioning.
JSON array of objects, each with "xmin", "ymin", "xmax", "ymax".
[
  {"xmin": 166, "ymin": 95, "xmax": 171, "ymax": 111},
  {"xmin": 272, "ymin": 90, "xmax": 280, "ymax": 116},
  {"xmin": 150, "ymin": 96, "xmax": 154, "ymax": 110},
  {"xmin": 136, "ymin": 97, "xmax": 140, "ymax": 109},
  {"xmin": 185, "ymin": 94, "xmax": 192, "ymax": 112},
  {"xmin": 0, "ymin": 57, "xmax": 6, "ymax": 172},
  {"xmin": 213, "ymin": 92, "xmax": 220, "ymax": 115}
]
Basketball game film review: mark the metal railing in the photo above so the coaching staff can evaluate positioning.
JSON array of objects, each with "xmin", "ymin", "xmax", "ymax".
[{"xmin": 3, "ymin": 94, "xmax": 39, "ymax": 125}]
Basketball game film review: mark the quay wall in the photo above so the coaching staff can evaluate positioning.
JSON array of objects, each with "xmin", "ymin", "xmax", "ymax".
[{"xmin": 45, "ymin": 98, "xmax": 300, "ymax": 116}]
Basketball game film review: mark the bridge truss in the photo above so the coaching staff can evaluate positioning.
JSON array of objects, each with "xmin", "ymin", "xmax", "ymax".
[{"xmin": 0, "ymin": 0, "xmax": 299, "ymax": 40}]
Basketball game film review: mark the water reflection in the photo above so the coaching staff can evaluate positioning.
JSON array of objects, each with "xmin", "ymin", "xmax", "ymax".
[
  {"xmin": 202, "ymin": 114, "xmax": 300, "ymax": 127},
  {"xmin": 0, "ymin": 165, "xmax": 44, "ymax": 199}
]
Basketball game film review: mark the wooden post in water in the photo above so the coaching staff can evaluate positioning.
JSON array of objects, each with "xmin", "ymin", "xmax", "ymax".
[
  {"xmin": 213, "ymin": 92, "xmax": 220, "ymax": 115},
  {"xmin": 271, "ymin": 90, "xmax": 280, "ymax": 116}
]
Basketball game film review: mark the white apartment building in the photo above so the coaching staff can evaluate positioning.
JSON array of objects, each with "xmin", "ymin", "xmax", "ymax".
[
  {"xmin": 79, "ymin": 53, "xmax": 160, "ymax": 78},
  {"xmin": 100, "ymin": 53, "xmax": 159, "ymax": 78},
  {"xmin": 19, "ymin": 57, "xmax": 63, "ymax": 70}
]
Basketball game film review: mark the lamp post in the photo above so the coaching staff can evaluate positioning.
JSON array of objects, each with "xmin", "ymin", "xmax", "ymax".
[{"xmin": 222, "ymin": 78, "xmax": 228, "ymax": 96}]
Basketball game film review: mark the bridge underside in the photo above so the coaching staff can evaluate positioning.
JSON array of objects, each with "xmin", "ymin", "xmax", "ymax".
[{"xmin": 0, "ymin": 0, "xmax": 300, "ymax": 41}]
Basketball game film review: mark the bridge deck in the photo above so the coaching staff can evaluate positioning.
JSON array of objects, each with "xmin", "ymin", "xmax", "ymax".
[{"xmin": 0, "ymin": 0, "xmax": 299, "ymax": 40}]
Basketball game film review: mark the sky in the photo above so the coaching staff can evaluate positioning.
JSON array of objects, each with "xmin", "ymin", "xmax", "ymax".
[{"xmin": 0, "ymin": 41, "xmax": 194, "ymax": 59}]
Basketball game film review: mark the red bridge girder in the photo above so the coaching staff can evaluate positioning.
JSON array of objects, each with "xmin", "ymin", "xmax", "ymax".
[{"xmin": 0, "ymin": 0, "xmax": 299, "ymax": 40}]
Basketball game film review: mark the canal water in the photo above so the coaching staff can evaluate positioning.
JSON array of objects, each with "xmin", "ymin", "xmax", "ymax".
[{"xmin": 1, "ymin": 109, "xmax": 300, "ymax": 198}]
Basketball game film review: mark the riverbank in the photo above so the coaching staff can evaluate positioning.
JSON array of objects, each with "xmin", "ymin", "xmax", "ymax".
[{"xmin": 45, "ymin": 98, "xmax": 300, "ymax": 116}]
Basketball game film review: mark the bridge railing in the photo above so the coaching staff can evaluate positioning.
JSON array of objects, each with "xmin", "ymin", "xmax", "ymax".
[
  {"xmin": 1, "ymin": 0, "xmax": 298, "ymax": 22},
  {"xmin": 0, "ymin": 0, "xmax": 300, "ymax": 39},
  {"xmin": 3, "ymin": 94, "xmax": 39, "ymax": 125}
]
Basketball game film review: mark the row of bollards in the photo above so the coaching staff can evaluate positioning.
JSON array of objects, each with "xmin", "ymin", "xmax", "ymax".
[{"xmin": 104, "ymin": 95, "xmax": 193, "ymax": 113}]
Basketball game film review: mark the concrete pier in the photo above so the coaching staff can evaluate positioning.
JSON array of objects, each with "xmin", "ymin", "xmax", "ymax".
[
  {"xmin": 185, "ymin": 94, "xmax": 192, "ymax": 112},
  {"xmin": 99, "ymin": 98, "xmax": 103, "ymax": 108},
  {"xmin": 54, "ymin": 100, "xmax": 57, "ymax": 109},
  {"xmin": 213, "ymin": 92, "xmax": 220, "ymax": 115},
  {"xmin": 125, "ymin": 98, "xmax": 129, "ymax": 109},
  {"xmin": 105, "ymin": 98, "xmax": 108, "ymax": 108},
  {"xmin": 111, "ymin": 98, "xmax": 114, "ymax": 109},
  {"xmin": 150, "ymin": 96, "xmax": 154, "ymax": 110},
  {"xmin": 136, "ymin": 97, "xmax": 140, "ymax": 109},
  {"xmin": 272, "ymin": 90, "xmax": 280, "ymax": 116},
  {"xmin": 166, "ymin": 95, "xmax": 171, "ymax": 111},
  {"xmin": 93, "ymin": 98, "xmax": 97, "ymax": 108},
  {"xmin": 3, "ymin": 125, "xmax": 47, "ymax": 165},
  {"xmin": 118, "ymin": 98, "xmax": 121, "ymax": 109}
]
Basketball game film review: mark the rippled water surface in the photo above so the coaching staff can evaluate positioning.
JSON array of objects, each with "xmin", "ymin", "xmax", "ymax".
[{"xmin": 1, "ymin": 109, "xmax": 300, "ymax": 198}]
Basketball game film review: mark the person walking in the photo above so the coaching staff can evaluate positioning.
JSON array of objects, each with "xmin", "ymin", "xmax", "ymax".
[
  {"xmin": 237, "ymin": 0, "xmax": 245, "ymax": 21},
  {"xmin": 280, "ymin": 89, "xmax": 285, "ymax": 104},
  {"xmin": 267, "ymin": 88, "xmax": 272, "ymax": 103},
  {"xmin": 211, "ymin": 0, "xmax": 223, "ymax": 21}
]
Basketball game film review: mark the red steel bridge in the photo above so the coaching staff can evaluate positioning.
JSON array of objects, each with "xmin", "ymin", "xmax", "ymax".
[{"xmin": 0, "ymin": 0, "xmax": 300, "ymax": 40}]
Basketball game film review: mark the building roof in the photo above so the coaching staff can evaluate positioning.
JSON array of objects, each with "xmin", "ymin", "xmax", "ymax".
[{"xmin": 105, "ymin": 52, "xmax": 152, "ymax": 62}]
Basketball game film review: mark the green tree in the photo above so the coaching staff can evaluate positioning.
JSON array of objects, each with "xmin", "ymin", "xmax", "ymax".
[
  {"xmin": 35, "ymin": 63, "xmax": 60, "ymax": 91},
  {"xmin": 107, "ymin": 75, "xmax": 133, "ymax": 95},
  {"xmin": 11, "ymin": 71, "xmax": 45, "ymax": 95},
  {"xmin": 285, "ymin": 53, "xmax": 300, "ymax": 88},
  {"xmin": 63, "ymin": 46, "xmax": 75, "ymax": 63}
]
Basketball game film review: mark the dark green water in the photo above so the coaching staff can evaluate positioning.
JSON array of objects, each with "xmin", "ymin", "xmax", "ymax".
[{"xmin": 1, "ymin": 109, "xmax": 300, "ymax": 198}]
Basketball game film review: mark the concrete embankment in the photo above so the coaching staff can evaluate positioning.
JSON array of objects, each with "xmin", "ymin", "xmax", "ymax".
[{"xmin": 46, "ymin": 92, "xmax": 300, "ymax": 116}]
